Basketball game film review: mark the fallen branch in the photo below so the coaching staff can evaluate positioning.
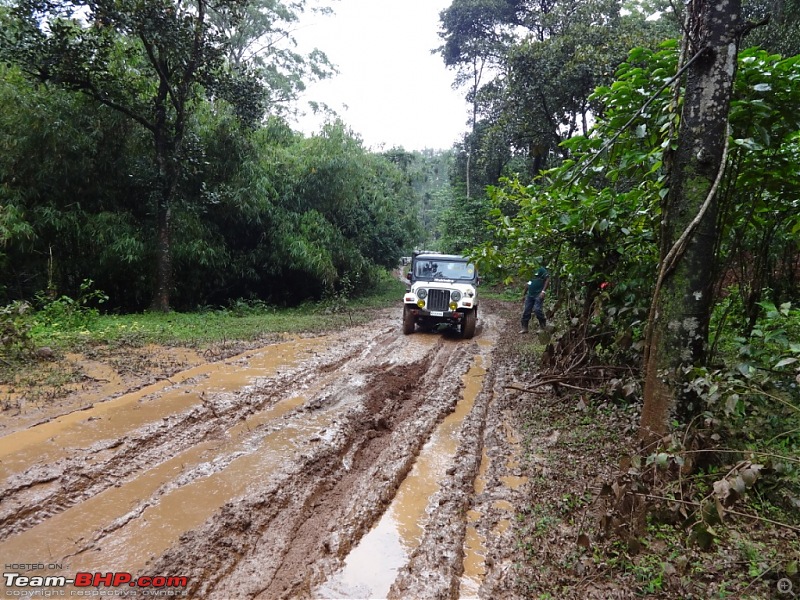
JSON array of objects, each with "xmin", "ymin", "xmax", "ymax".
[
  {"xmin": 557, "ymin": 381, "xmax": 602, "ymax": 394},
  {"xmin": 534, "ymin": 375, "xmax": 602, "ymax": 386},
  {"xmin": 580, "ymin": 364, "xmax": 640, "ymax": 373},
  {"xmin": 504, "ymin": 384, "xmax": 550, "ymax": 395},
  {"xmin": 634, "ymin": 492, "xmax": 800, "ymax": 533},
  {"xmin": 505, "ymin": 381, "xmax": 600, "ymax": 395}
]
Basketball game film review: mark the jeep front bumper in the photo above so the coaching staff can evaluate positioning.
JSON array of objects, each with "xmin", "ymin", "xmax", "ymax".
[{"xmin": 403, "ymin": 306, "xmax": 465, "ymax": 320}]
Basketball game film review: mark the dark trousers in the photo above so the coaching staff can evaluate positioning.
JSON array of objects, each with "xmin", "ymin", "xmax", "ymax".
[{"xmin": 522, "ymin": 294, "xmax": 546, "ymax": 328}]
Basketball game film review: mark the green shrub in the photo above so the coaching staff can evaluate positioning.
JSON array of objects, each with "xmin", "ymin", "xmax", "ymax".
[
  {"xmin": 0, "ymin": 300, "xmax": 34, "ymax": 361},
  {"xmin": 31, "ymin": 279, "xmax": 108, "ymax": 333}
]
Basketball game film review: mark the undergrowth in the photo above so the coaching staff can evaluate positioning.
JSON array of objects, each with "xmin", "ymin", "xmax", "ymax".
[{"xmin": 507, "ymin": 294, "xmax": 800, "ymax": 598}]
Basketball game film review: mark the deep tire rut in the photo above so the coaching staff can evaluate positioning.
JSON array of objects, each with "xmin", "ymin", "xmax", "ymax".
[
  {"xmin": 0, "ymin": 306, "xmax": 518, "ymax": 599},
  {"xmin": 146, "ymin": 337, "xmax": 476, "ymax": 598},
  {"xmin": 0, "ymin": 334, "xmax": 367, "ymax": 540}
]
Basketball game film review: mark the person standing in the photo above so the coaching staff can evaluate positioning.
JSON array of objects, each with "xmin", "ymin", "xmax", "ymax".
[{"xmin": 520, "ymin": 265, "xmax": 549, "ymax": 333}]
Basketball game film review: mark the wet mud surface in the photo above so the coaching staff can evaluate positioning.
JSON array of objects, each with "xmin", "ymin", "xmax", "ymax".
[{"xmin": 0, "ymin": 301, "xmax": 537, "ymax": 599}]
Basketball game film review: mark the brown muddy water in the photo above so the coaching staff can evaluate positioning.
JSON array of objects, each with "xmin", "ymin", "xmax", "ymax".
[{"xmin": 0, "ymin": 306, "xmax": 533, "ymax": 599}]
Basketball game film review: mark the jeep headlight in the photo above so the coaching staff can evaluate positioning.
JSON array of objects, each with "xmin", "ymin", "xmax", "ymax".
[
  {"xmin": 450, "ymin": 290, "xmax": 462, "ymax": 302},
  {"xmin": 417, "ymin": 288, "xmax": 428, "ymax": 299},
  {"xmin": 417, "ymin": 299, "xmax": 425, "ymax": 308}
]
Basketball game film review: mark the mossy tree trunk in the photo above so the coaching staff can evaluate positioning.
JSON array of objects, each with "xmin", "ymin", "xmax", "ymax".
[{"xmin": 640, "ymin": 0, "xmax": 742, "ymax": 447}]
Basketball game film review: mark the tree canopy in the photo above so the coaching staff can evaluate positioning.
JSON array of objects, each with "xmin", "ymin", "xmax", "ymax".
[
  {"xmin": 0, "ymin": 0, "xmax": 340, "ymax": 310},
  {"xmin": 0, "ymin": 0, "xmax": 432, "ymax": 310}
]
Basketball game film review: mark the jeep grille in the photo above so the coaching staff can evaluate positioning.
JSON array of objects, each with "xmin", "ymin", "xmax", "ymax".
[{"xmin": 426, "ymin": 289, "xmax": 450, "ymax": 312}]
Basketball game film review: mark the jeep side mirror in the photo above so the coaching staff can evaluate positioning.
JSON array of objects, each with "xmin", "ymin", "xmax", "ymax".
[{"xmin": 406, "ymin": 272, "xmax": 412, "ymax": 281}]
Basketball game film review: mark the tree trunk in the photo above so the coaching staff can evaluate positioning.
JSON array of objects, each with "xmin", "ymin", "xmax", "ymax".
[
  {"xmin": 150, "ymin": 108, "xmax": 176, "ymax": 313},
  {"xmin": 151, "ymin": 193, "xmax": 172, "ymax": 312},
  {"xmin": 640, "ymin": 0, "xmax": 742, "ymax": 447}
]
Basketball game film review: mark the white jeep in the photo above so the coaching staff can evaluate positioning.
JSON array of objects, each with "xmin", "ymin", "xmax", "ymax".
[{"xmin": 402, "ymin": 252, "xmax": 479, "ymax": 339}]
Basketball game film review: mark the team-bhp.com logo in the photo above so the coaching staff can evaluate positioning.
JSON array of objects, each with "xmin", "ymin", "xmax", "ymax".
[{"xmin": 4, "ymin": 572, "xmax": 188, "ymax": 595}]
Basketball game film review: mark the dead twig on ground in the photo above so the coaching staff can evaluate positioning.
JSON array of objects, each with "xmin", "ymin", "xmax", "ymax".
[
  {"xmin": 635, "ymin": 492, "xmax": 800, "ymax": 533},
  {"xmin": 506, "ymin": 380, "xmax": 600, "ymax": 395},
  {"xmin": 504, "ymin": 384, "xmax": 550, "ymax": 395}
]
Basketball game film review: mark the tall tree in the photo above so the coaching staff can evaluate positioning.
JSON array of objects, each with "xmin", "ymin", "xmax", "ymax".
[
  {"xmin": 0, "ymin": 0, "xmax": 264, "ymax": 311},
  {"xmin": 640, "ymin": 0, "xmax": 743, "ymax": 445},
  {"xmin": 438, "ymin": 0, "xmax": 678, "ymax": 188},
  {"xmin": 211, "ymin": 0, "xmax": 335, "ymax": 116},
  {"xmin": 438, "ymin": 0, "xmax": 517, "ymax": 196}
]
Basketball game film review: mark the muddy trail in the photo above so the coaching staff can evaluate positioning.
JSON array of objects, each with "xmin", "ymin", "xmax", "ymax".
[{"xmin": 0, "ymin": 301, "xmax": 534, "ymax": 599}]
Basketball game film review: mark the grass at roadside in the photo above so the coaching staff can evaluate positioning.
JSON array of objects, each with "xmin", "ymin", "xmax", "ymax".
[
  {"xmin": 26, "ymin": 272, "xmax": 406, "ymax": 350},
  {"xmin": 0, "ymin": 272, "xmax": 406, "ymax": 400}
]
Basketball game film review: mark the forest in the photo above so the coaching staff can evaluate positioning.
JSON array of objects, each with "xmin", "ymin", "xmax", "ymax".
[
  {"xmin": 1, "ymin": 0, "xmax": 800, "ymax": 593},
  {"xmin": 0, "ymin": 0, "xmax": 458, "ymax": 313},
  {"xmin": 435, "ymin": 0, "xmax": 800, "ymax": 591}
]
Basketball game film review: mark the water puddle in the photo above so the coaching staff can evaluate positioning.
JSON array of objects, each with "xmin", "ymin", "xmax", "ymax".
[
  {"xmin": 0, "ymin": 399, "xmax": 339, "ymax": 577},
  {"xmin": 494, "ymin": 500, "xmax": 514, "ymax": 511},
  {"xmin": 460, "ymin": 508, "xmax": 486, "ymax": 598},
  {"xmin": 459, "ymin": 405, "xmax": 529, "ymax": 597},
  {"xmin": 0, "ymin": 338, "xmax": 323, "ymax": 478},
  {"xmin": 501, "ymin": 418, "xmax": 529, "ymax": 490},
  {"xmin": 500, "ymin": 475, "xmax": 528, "ymax": 489},
  {"xmin": 0, "ymin": 337, "xmax": 345, "ymax": 577},
  {"xmin": 460, "ymin": 448, "xmax": 490, "ymax": 596},
  {"xmin": 473, "ymin": 448, "xmax": 489, "ymax": 494},
  {"xmin": 494, "ymin": 518, "xmax": 511, "ymax": 535},
  {"xmin": 389, "ymin": 333, "xmax": 444, "ymax": 365},
  {"xmin": 315, "ymin": 356, "xmax": 487, "ymax": 599}
]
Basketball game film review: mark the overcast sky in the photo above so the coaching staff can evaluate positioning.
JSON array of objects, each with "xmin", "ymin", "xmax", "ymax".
[{"xmin": 291, "ymin": 0, "xmax": 469, "ymax": 151}]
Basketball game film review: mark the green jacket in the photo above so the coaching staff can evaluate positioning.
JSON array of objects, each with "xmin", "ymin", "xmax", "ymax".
[{"xmin": 526, "ymin": 266, "xmax": 549, "ymax": 297}]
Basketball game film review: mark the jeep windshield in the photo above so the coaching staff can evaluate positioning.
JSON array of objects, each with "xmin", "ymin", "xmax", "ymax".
[{"xmin": 413, "ymin": 259, "xmax": 477, "ymax": 282}]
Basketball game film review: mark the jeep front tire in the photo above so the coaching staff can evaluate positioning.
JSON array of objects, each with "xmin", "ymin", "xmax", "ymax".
[
  {"xmin": 402, "ymin": 306, "xmax": 416, "ymax": 335},
  {"xmin": 461, "ymin": 309, "xmax": 476, "ymax": 339}
]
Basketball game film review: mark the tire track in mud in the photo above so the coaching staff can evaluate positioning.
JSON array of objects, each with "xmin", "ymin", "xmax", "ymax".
[
  {"xmin": 0, "ymin": 323, "xmax": 404, "ymax": 543},
  {"xmin": 386, "ymin": 360, "xmax": 501, "ymax": 600},
  {"xmin": 0, "ymin": 340, "xmax": 357, "ymax": 541},
  {"xmin": 0, "ymin": 309, "xmax": 513, "ymax": 599},
  {"xmin": 143, "ymin": 334, "xmax": 480, "ymax": 599}
]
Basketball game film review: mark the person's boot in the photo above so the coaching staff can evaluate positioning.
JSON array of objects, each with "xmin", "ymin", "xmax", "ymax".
[{"xmin": 518, "ymin": 325, "xmax": 529, "ymax": 334}]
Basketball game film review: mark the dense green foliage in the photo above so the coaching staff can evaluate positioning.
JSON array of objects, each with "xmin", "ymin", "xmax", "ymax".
[
  {"xmin": 0, "ymin": 0, "xmax": 452, "ymax": 312},
  {"xmin": 0, "ymin": 70, "xmax": 425, "ymax": 309},
  {"xmin": 1, "ymin": 0, "xmax": 278, "ymax": 310},
  {"xmin": 475, "ymin": 39, "xmax": 800, "ymax": 557},
  {"xmin": 477, "ymin": 40, "xmax": 800, "ymax": 359},
  {"xmin": 0, "ymin": 0, "xmax": 412, "ymax": 312}
]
